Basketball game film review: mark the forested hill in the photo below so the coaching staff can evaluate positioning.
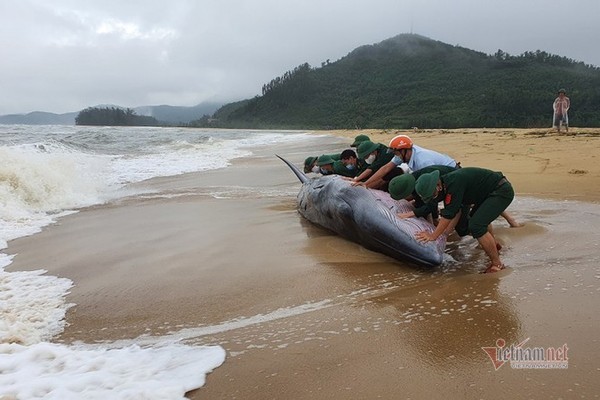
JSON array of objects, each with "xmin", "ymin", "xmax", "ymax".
[{"xmin": 200, "ymin": 34, "xmax": 600, "ymax": 129}]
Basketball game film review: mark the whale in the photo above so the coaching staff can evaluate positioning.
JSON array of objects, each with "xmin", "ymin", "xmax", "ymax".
[{"xmin": 277, "ymin": 155, "xmax": 446, "ymax": 267}]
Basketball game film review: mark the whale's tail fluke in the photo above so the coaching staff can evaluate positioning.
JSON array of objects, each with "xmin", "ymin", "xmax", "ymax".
[{"xmin": 276, "ymin": 154, "xmax": 309, "ymax": 184}]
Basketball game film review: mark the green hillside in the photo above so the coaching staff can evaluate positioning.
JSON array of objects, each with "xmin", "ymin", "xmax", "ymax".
[{"xmin": 198, "ymin": 34, "xmax": 600, "ymax": 129}]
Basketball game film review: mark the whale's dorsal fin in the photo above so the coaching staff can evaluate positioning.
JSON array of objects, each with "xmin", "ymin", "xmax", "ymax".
[{"xmin": 276, "ymin": 154, "xmax": 309, "ymax": 184}]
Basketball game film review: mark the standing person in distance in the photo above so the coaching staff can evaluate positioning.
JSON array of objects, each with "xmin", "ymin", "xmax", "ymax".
[{"xmin": 553, "ymin": 89, "xmax": 570, "ymax": 133}]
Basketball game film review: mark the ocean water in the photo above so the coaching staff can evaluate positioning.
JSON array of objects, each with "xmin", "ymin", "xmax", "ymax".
[
  {"xmin": 0, "ymin": 124, "xmax": 315, "ymax": 399},
  {"xmin": 0, "ymin": 125, "xmax": 312, "ymax": 249}
]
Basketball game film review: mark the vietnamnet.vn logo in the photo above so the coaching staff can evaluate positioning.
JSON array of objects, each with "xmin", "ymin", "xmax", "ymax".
[{"xmin": 482, "ymin": 338, "xmax": 569, "ymax": 370}]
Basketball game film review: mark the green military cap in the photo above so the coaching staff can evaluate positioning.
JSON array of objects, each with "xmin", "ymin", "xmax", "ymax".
[
  {"xmin": 304, "ymin": 156, "xmax": 318, "ymax": 173},
  {"xmin": 357, "ymin": 140, "xmax": 379, "ymax": 159},
  {"xmin": 316, "ymin": 154, "xmax": 335, "ymax": 166},
  {"xmin": 351, "ymin": 134, "xmax": 370, "ymax": 147},
  {"xmin": 388, "ymin": 174, "xmax": 416, "ymax": 200},
  {"xmin": 415, "ymin": 170, "xmax": 441, "ymax": 203}
]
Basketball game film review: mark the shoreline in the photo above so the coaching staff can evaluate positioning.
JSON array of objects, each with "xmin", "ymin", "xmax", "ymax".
[{"xmin": 311, "ymin": 127, "xmax": 600, "ymax": 203}]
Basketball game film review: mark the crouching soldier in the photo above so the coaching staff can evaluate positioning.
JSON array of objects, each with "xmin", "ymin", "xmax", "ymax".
[{"xmin": 413, "ymin": 167, "xmax": 514, "ymax": 273}]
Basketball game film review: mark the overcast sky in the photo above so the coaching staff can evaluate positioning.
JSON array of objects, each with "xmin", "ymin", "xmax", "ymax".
[{"xmin": 1, "ymin": 0, "xmax": 598, "ymax": 115}]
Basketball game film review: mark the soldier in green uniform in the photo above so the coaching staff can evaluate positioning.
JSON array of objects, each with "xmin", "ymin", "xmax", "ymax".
[
  {"xmin": 314, "ymin": 154, "xmax": 356, "ymax": 178},
  {"xmin": 350, "ymin": 134, "xmax": 370, "ymax": 147},
  {"xmin": 303, "ymin": 153, "xmax": 341, "ymax": 174},
  {"xmin": 350, "ymin": 141, "xmax": 395, "ymax": 189},
  {"xmin": 388, "ymin": 165, "xmax": 458, "ymax": 223},
  {"xmin": 413, "ymin": 167, "xmax": 514, "ymax": 273},
  {"xmin": 338, "ymin": 149, "xmax": 363, "ymax": 177}
]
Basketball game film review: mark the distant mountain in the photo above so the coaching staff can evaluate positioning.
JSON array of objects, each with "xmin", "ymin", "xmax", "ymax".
[
  {"xmin": 0, "ymin": 111, "xmax": 78, "ymax": 125},
  {"xmin": 134, "ymin": 102, "xmax": 222, "ymax": 124},
  {"xmin": 202, "ymin": 34, "xmax": 600, "ymax": 129},
  {"xmin": 0, "ymin": 102, "xmax": 223, "ymax": 125}
]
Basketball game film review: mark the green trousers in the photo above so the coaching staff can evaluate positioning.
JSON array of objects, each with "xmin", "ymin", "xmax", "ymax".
[{"xmin": 456, "ymin": 181, "xmax": 515, "ymax": 239}]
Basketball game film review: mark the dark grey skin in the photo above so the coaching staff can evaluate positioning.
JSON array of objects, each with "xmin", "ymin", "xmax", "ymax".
[{"xmin": 277, "ymin": 155, "xmax": 446, "ymax": 267}]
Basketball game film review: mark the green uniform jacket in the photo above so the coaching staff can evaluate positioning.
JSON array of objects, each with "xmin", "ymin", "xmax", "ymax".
[
  {"xmin": 363, "ymin": 144, "xmax": 394, "ymax": 175},
  {"xmin": 332, "ymin": 160, "xmax": 357, "ymax": 177},
  {"xmin": 439, "ymin": 167, "xmax": 504, "ymax": 219}
]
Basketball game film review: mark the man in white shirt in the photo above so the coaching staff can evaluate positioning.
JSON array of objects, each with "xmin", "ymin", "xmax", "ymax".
[{"xmin": 361, "ymin": 134, "xmax": 457, "ymax": 189}]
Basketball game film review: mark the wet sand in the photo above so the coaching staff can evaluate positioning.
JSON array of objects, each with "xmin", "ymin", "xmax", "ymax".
[{"xmin": 6, "ymin": 128, "xmax": 600, "ymax": 399}]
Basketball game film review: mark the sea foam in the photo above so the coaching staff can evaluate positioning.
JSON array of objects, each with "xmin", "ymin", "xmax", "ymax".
[
  {"xmin": 0, "ymin": 126, "xmax": 311, "ymax": 397},
  {"xmin": 0, "ymin": 342, "xmax": 226, "ymax": 399}
]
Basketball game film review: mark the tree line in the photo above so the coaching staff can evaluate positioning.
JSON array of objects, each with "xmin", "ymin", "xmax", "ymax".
[
  {"xmin": 262, "ymin": 63, "xmax": 311, "ymax": 96},
  {"xmin": 75, "ymin": 107, "xmax": 159, "ymax": 126}
]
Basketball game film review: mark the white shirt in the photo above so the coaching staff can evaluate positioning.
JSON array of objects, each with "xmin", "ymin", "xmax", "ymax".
[{"xmin": 391, "ymin": 144, "xmax": 456, "ymax": 172}]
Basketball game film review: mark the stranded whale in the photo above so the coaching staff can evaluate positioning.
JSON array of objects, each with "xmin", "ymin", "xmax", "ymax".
[{"xmin": 278, "ymin": 155, "xmax": 446, "ymax": 267}]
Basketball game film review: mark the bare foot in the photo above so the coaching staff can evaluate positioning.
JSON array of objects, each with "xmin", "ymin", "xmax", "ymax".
[
  {"xmin": 483, "ymin": 263, "xmax": 505, "ymax": 274},
  {"xmin": 501, "ymin": 212, "xmax": 522, "ymax": 228}
]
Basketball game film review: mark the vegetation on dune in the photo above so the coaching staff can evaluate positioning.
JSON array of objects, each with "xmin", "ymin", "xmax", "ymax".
[{"xmin": 194, "ymin": 34, "xmax": 600, "ymax": 130}]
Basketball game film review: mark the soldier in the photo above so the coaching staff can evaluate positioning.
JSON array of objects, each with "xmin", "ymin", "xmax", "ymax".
[
  {"xmin": 413, "ymin": 167, "xmax": 514, "ymax": 273},
  {"xmin": 350, "ymin": 140, "xmax": 395, "ymax": 189}
]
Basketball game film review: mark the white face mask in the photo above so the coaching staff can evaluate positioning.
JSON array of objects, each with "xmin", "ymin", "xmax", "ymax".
[
  {"xmin": 311, "ymin": 165, "xmax": 320, "ymax": 173},
  {"xmin": 365, "ymin": 154, "xmax": 376, "ymax": 165}
]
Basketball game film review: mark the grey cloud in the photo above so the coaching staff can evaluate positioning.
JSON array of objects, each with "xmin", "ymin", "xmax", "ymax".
[{"xmin": 1, "ymin": 0, "xmax": 598, "ymax": 114}]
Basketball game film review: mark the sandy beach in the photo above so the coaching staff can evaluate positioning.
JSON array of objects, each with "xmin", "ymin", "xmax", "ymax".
[
  {"xmin": 327, "ymin": 127, "xmax": 600, "ymax": 202},
  {"xmin": 5, "ymin": 127, "xmax": 600, "ymax": 399}
]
